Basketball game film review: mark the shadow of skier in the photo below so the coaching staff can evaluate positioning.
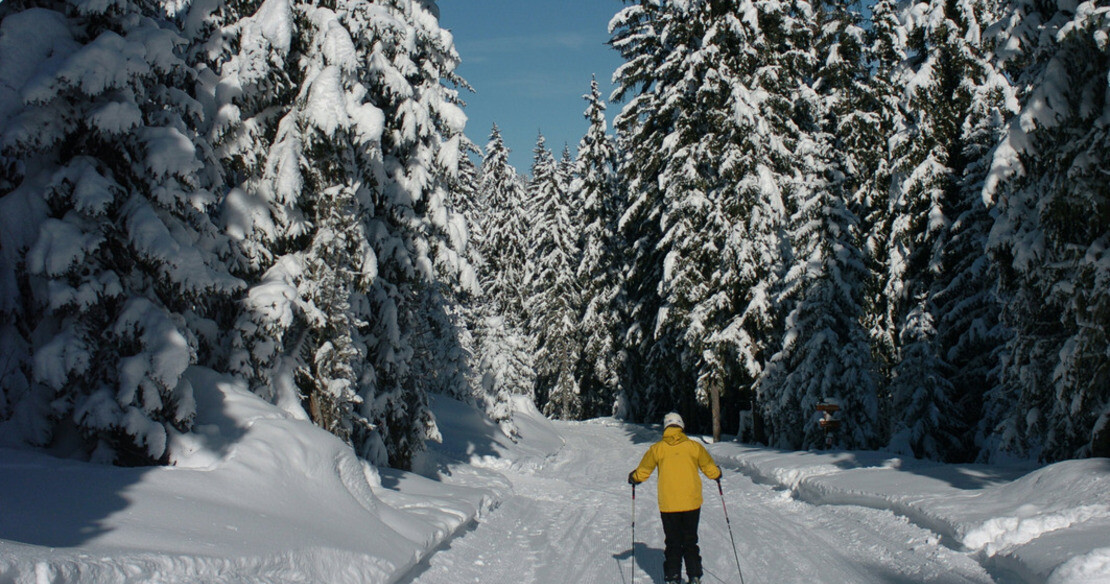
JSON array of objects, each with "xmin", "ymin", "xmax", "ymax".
[{"xmin": 613, "ymin": 542, "xmax": 665, "ymax": 584}]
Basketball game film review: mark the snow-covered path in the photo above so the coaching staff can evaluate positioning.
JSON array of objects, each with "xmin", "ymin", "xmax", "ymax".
[{"xmin": 400, "ymin": 419, "xmax": 994, "ymax": 584}]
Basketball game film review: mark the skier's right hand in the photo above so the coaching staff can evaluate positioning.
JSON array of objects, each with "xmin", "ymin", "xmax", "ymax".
[{"xmin": 628, "ymin": 471, "xmax": 639, "ymax": 485}]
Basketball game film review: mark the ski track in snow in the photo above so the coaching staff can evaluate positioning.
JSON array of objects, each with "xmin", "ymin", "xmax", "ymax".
[{"xmin": 400, "ymin": 420, "xmax": 994, "ymax": 584}]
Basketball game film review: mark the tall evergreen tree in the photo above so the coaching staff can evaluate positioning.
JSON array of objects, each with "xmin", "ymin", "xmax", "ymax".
[
  {"xmin": 0, "ymin": 0, "xmax": 243, "ymax": 464},
  {"xmin": 525, "ymin": 134, "xmax": 582, "ymax": 419},
  {"xmin": 879, "ymin": 0, "xmax": 1007, "ymax": 459},
  {"xmin": 757, "ymin": 0, "xmax": 880, "ymax": 450},
  {"xmin": 470, "ymin": 124, "xmax": 535, "ymax": 431},
  {"xmin": 477, "ymin": 125, "xmax": 530, "ymax": 323},
  {"xmin": 611, "ymin": 0, "xmax": 813, "ymax": 435},
  {"xmin": 981, "ymin": 0, "xmax": 1110, "ymax": 460},
  {"xmin": 610, "ymin": 0, "xmax": 676, "ymax": 424},
  {"xmin": 611, "ymin": 0, "xmax": 744, "ymax": 429},
  {"xmin": 572, "ymin": 77, "xmax": 624, "ymax": 418},
  {"xmin": 223, "ymin": 0, "xmax": 471, "ymax": 468}
]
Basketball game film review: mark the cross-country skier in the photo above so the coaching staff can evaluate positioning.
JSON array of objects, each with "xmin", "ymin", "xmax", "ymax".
[{"xmin": 628, "ymin": 412, "xmax": 722, "ymax": 584}]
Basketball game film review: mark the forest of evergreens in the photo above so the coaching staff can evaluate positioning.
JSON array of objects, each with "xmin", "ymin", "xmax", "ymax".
[{"xmin": 1, "ymin": 0, "xmax": 1107, "ymax": 468}]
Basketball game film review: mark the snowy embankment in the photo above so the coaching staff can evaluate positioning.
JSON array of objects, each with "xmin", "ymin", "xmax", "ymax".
[
  {"xmin": 710, "ymin": 444, "xmax": 1110, "ymax": 583},
  {"xmin": 0, "ymin": 369, "xmax": 562, "ymax": 584}
]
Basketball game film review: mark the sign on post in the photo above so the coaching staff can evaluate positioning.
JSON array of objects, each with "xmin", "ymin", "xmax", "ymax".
[{"xmin": 816, "ymin": 402, "xmax": 841, "ymax": 448}]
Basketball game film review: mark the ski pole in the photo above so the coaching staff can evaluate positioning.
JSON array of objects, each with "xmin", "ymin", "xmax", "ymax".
[
  {"xmin": 631, "ymin": 482, "xmax": 637, "ymax": 584},
  {"xmin": 716, "ymin": 478, "xmax": 746, "ymax": 584}
]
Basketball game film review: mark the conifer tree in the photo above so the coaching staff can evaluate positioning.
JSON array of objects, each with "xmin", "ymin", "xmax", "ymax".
[
  {"xmin": 609, "ymin": 0, "xmax": 676, "ymax": 422},
  {"xmin": 469, "ymin": 125, "xmax": 535, "ymax": 431},
  {"xmin": 757, "ymin": 0, "xmax": 880, "ymax": 450},
  {"xmin": 223, "ymin": 0, "xmax": 471, "ymax": 468},
  {"xmin": 572, "ymin": 77, "xmax": 624, "ymax": 418},
  {"xmin": 477, "ymin": 125, "xmax": 530, "ymax": 324},
  {"xmin": 611, "ymin": 0, "xmax": 812, "ymax": 434},
  {"xmin": 526, "ymin": 134, "xmax": 582, "ymax": 419},
  {"xmin": 610, "ymin": 0, "xmax": 742, "ymax": 428},
  {"xmin": 879, "ymin": 0, "xmax": 1007, "ymax": 459},
  {"xmin": 981, "ymin": 0, "xmax": 1110, "ymax": 460},
  {"xmin": 0, "ymin": 0, "xmax": 243, "ymax": 464}
]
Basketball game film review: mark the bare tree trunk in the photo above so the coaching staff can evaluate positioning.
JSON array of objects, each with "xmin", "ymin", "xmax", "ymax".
[{"xmin": 711, "ymin": 375, "xmax": 722, "ymax": 442}]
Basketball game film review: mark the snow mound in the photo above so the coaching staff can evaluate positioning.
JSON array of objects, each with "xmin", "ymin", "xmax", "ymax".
[
  {"xmin": 1048, "ymin": 548, "xmax": 1110, "ymax": 584},
  {"xmin": 713, "ymin": 443, "xmax": 1110, "ymax": 583},
  {"xmin": 0, "ymin": 369, "xmax": 563, "ymax": 584}
]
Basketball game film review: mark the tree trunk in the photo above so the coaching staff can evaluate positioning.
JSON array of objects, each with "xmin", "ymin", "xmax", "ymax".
[{"xmin": 711, "ymin": 376, "xmax": 722, "ymax": 442}]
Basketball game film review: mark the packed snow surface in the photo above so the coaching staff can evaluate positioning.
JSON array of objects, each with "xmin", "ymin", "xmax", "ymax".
[{"xmin": 2, "ymin": 373, "xmax": 1109, "ymax": 583}]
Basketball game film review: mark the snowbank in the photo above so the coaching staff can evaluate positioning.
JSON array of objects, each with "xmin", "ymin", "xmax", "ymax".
[
  {"xmin": 0, "ymin": 369, "xmax": 560, "ymax": 584},
  {"xmin": 710, "ymin": 443, "xmax": 1110, "ymax": 583}
]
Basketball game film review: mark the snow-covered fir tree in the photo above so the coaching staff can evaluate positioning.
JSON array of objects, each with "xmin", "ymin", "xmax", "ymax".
[
  {"xmin": 888, "ymin": 298, "xmax": 959, "ymax": 457},
  {"xmin": 609, "ymin": 0, "xmax": 673, "ymax": 424},
  {"xmin": 469, "ymin": 125, "xmax": 535, "ymax": 431},
  {"xmin": 415, "ymin": 135, "xmax": 482, "ymax": 405},
  {"xmin": 757, "ymin": 0, "xmax": 881, "ymax": 450},
  {"xmin": 877, "ymin": 0, "xmax": 1009, "ymax": 460},
  {"xmin": 0, "ymin": 0, "xmax": 243, "ymax": 464},
  {"xmin": 571, "ymin": 77, "xmax": 624, "ymax": 419},
  {"xmin": 610, "ymin": 0, "xmax": 746, "ymax": 429},
  {"xmin": 477, "ymin": 125, "xmax": 530, "ymax": 324},
  {"xmin": 525, "ymin": 134, "xmax": 582, "ymax": 419},
  {"xmin": 860, "ymin": 0, "xmax": 908, "ymax": 387},
  {"xmin": 981, "ymin": 0, "xmax": 1110, "ymax": 461},
  {"xmin": 222, "ymin": 0, "xmax": 472, "ymax": 468},
  {"xmin": 929, "ymin": 2, "xmax": 1015, "ymax": 461},
  {"xmin": 556, "ymin": 143, "xmax": 576, "ymax": 208}
]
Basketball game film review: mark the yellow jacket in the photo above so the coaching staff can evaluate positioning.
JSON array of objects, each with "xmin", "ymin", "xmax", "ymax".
[{"xmin": 632, "ymin": 426, "xmax": 722, "ymax": 513}]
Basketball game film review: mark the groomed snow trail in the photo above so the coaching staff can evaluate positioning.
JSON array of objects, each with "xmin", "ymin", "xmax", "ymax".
[{"xmin": 400, "ymin": 419, "xmax": 995, "ymax": 584}]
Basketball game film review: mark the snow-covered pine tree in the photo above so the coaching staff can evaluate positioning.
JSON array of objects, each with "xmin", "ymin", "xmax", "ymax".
[
  {"xmin": 609, "ymin": 0, "xmax": 676, "ymax": 424},
  {"xmin": 888, "ymin": 297, "xmax": 959, "ymax": 457},
  {"xmin": 469, "ymin": 124, "xmax": 535, "ymax": 431},
  {"xmin": 610, "ymin": 0, "xmax": 742, "ymax": 429},
  {"xmin": 0, "ymin": 0, "xmax": 243, "ymax": 464},
  {"xmin": 412, "ymin": 134, "xmax": 481, "ymax": 406},
  {"xmin": 610, "ymin": 0, "xmax": 820, "ymax": 435},
  {"xmin": 758, "ymin": 0, "xmax": 881, "ymax": 450},
  {"xmin": 981, "ymin": 0, "xmax": 1110, "ymax": 461},
  {"xmin": 556, "ymin": 143, "xmax": 576, "ymax": 209},
  {"xmin": 368, "ymin": 0, "xmax": 477, "ymax": 464},
  {"xmin": 472, "ymin": 311, "xmax": 534, "ymax": 439},
  {"xmin": 223, "ymin": 0, "xmax": 472, "ymax": 468},
  {"xmin": 477, "ymin": 125, "xmax": 531, "ymax": 324},
  {"xmin": 525, "ymin": 133, "xmax": 582, "ymax": 419},
  {"xmin": 930, "ymin": 0, "xmax": 1014, "ymax": 460},
  {"xmin": 860, "ymin": 0, "xmax": 907, "ymax": 417},
  {"xmin": 571, "ymin": 77, "xmax": 624, "ymax": 419},
  {"xmin": 704, "ymin": 0, "xmax": 820, "ymax": 443},
  {"xmin": 879, "ymin": 0, "xmax": 1007, "ymax": 460}
]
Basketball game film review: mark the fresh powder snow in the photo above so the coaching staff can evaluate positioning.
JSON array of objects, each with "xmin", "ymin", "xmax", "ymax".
[{"xmin": 2, "ymin": 370, "xmax": 1109, "ymax": 583}]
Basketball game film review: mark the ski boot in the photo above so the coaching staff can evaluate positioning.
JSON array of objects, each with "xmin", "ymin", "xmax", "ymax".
[
  {"xmin": 664, "ymin": 579, "xmax": 682, "ymax": 584},
  {"xmin": 688, "ymin": 578, "xmax": 702, "ymax": 584}
]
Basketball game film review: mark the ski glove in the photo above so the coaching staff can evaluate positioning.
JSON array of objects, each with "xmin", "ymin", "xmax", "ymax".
[{"xmin": 628, "ymin": 471, "xmax": 640, "ymax": 485}]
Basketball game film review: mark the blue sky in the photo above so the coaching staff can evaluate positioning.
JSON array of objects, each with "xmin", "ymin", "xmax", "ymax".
[{"xmin": 438, "ymin": 1, "xmax": 626, "ymax": 173}]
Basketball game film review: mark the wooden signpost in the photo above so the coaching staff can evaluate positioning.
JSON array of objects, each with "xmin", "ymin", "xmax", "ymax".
[{"xmin": 816, "ymin": 402, "xmax": 841, "ymax": 448}]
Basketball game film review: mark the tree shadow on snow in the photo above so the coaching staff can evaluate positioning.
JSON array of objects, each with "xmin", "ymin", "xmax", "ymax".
[
  {"xmin": 613, "ymin": 542, "xmax": 665, "ymax": 584},
  {"xmin": 0, "ymin": 450, "xmax": 148, "ymax": 547},
  {"xmin": 0, "ymin": 370, "xmax": 246, "ymax": 548},
  {"xmin": 405, "ymin": 396, "xmax": 514, "ymax": 482},
  {"xmin": 620, "ymin": 421, "xmax": 668, "ymax": 446},
  {"xmin": 825, "ymin": 451, "xmax": 1035, "ymax": 490}
]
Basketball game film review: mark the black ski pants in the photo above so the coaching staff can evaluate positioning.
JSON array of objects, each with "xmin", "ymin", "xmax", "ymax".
[{"xmin": 660, "ymin": 507, "xmax": 702, "ymax": 581}]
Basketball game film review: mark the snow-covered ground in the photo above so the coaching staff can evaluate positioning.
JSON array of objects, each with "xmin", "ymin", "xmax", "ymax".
[{"xmin": 2, "ymin": 372, "xmax": 1109, "ymax": 583}]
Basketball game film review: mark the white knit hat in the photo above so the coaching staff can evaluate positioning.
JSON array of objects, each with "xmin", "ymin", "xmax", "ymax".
[{"xmin": 663, "ymin": 412, "xmax": 684, "ymax": 429}]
